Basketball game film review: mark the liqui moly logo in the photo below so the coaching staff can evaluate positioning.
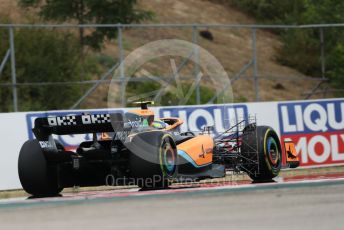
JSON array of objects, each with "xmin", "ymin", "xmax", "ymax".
[
  {"xmin": 159, "ymin": 104, "xmax": 248, "ymax": 134},
  {"xmin": 279, "ymin": 101, "xmax": 344, "ymax": 133},
  {"xmin": 278, "ymin": 100, "xmax": 344, "ymax": 167}
]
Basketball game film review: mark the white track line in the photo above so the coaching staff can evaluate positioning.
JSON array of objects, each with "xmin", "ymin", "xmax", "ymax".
[{"xmin": 1, "ymin": 176, "xmax": 344, "ymax": 206}]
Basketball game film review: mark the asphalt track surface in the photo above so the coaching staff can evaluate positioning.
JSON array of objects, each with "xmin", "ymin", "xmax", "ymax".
[{"xmin": 1, "ymin": 173, "xmax": 344, "ymax": 230}]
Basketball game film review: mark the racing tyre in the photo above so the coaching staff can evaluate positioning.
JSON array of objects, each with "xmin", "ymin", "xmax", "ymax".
[
  {"xmin": 128, "ymin": 131, "xmax": 177, "ymax": 189},
  {"xmin": 18, "ymin": 140, "xmax": 63, "ymax": 197},
  {"xmin": 241, "ymin": 125, "xmax": 282, "ymax": 182}
]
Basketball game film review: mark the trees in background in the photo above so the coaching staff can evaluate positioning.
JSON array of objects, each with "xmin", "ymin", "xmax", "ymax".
[
  {"xmin": 0, "ymin": 28, "xmax": 95, "ymax": 111},
  {"xmin": 0, "ymin": 0, "xmax": 153, "ymax": 112},
  {"xmin": 19, "ymin": 0, "xmax": 153, "ymax": 49},
  {"xmin": 229, "ymin": 0, "xmax": 344, "ymax": 94}
]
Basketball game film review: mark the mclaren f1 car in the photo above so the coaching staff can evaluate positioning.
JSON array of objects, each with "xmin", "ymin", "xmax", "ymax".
[{"xmin": 18, "ymin": 102, "xmax": 299, "ymax": 197}]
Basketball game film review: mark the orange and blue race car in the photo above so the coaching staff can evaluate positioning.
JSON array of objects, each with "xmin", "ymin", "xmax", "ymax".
[{"xmin": 18, "ymin": 101, "xmax": 300, "ymax": 197}]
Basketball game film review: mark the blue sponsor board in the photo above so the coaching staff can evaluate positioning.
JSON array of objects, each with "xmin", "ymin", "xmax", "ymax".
[
  {"xmin": 159, "ymin": 104, "xmax": 248, "ymax": 134},
  {"xmin": 26, "ymin": 104, "xmax": 249, "ymax": 146},
  {"xmin": 278, "ymin": 100, "xmax": 344, "ymax": 135},
  {"xmin": 278, "ymin": 99, "xmax": 344, "ymax": 167}
]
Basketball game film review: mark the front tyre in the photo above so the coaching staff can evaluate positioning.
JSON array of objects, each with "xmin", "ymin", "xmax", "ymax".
[
  {"xmin": 18, "ymin": 140, "xmax": 62, "ymax": 197},
  {"xmin": 241, "ymin": 126, "xmax": 282, "ymax": 182}
]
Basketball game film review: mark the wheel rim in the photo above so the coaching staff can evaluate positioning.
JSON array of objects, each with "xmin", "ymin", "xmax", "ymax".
[
  {"xmin": 267, "ymin": 136, "xmax": 279, "ymax": 165},
  {"xmin": 162, "ymin": 143, "xmax": 176, "ymax": 176}
]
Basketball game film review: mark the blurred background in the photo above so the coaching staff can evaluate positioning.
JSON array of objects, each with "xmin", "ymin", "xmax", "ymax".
[{"xmin": 0, "ymin": 0, "xmax": 343, "ymax": 112}]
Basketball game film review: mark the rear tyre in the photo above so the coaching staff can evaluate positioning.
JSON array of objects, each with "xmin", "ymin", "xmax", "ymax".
[
  {"xmin": 18, "ymin": 140, "xmax": 62, "ymax": 197},
  {"xmin": 241, "ymin": 125, "xmax": 282, "ymax": 182},
  {"xmin": 128, "ymin": 132, "xmax": 177, "ymax": 189}
]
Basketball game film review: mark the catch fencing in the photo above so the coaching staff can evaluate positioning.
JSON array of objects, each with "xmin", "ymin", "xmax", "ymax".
[{"xmin": 0, "ymin": 23, "xmax": 343, "ymax": 112}]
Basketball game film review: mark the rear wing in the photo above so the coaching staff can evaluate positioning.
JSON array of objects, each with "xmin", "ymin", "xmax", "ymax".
[{"xmin": 32, "ymin": 113, "xmax": 125, "ymax": 140}]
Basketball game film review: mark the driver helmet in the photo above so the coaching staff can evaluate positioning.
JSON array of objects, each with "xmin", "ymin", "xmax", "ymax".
[{"xmin": 151, "ymin": 119, "xmax": 168, "ymax": 129}]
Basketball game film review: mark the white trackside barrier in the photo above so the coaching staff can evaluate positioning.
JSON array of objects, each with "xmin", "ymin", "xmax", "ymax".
[{"xmin": 0, "ymin": 98, "xmax": 343, "ymax": 190}]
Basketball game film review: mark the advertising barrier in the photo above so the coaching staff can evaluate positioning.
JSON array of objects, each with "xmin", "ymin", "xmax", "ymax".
[
  {"xmin": 0, "ymin": 98, "xmax": 343, "ymax": 190},
  {"xmin": 278, "ymin": 100, "xmax": 344, "ymax": 167}
]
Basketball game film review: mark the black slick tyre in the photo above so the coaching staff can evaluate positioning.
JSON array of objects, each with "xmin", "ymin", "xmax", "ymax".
[
  {"xmin": 18, "ymin": 140, "xmax": 62, "ymax": 197},
  {"xmin": 241, "ymin": 125, "xmax": 282, "ymax": 182},
  {"xmin": 128, "ymin": 131, "xmax": 177, "ymax": 189}
]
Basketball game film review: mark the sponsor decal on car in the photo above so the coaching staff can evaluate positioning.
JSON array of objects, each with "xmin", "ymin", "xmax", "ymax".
[
  {"xmin": 38, "ymin": 141, "xmax": 54, "ymax": 149},
  {"xmin": 278, "ymin": 100, "xmax": 344, "ymax": 167},
  {"xmin": 26, "ymin": 110, "xmax": 123, "ymax": 150}
]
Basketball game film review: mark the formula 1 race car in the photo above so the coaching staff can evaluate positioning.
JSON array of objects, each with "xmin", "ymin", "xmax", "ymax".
[{"xmin": 18, "ymin": 102, "xmax": 300, "ymax": 197}]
